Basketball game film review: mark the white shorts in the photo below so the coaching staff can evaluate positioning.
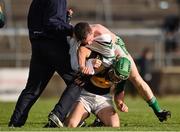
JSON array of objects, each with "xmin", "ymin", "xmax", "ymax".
[{"xmin": 77, "ymin": 89, "xmax": 113, "ymax": 115}]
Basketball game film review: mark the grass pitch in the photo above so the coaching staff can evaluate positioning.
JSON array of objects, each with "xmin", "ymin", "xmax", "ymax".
[{"xmin": 0, "ymin": 95, "xmax": 180, "ymax": 131}]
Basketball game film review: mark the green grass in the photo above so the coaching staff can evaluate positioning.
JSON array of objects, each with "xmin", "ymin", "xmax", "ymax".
[{"xmin": 0, "ymin": 96, "xmax": 180, "ymax": 131}]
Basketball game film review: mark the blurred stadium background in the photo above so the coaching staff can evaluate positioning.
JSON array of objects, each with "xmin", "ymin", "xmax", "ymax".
[{"xmin": 0, "ymin": 0, "xmax": 180, "ymax": 101}]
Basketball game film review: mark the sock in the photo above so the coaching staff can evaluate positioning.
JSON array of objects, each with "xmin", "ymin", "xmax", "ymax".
[{"xmin": 147, "ymin": 96, "xmax": 162, "ymax": 113}]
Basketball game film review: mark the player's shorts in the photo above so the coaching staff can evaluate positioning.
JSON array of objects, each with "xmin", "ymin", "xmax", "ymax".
[{"xmin": 77, "ymin": 89, "xmax": 113, "ymax": 115}]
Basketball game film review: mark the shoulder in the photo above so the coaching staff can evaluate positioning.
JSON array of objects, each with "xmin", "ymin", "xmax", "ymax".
[{"xmin": 79, "ymin": 46, "xmax": 91, "ymax": 55}]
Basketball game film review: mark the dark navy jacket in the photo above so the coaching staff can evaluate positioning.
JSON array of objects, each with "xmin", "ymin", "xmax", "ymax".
[{"xmin": 28, "ymin": 0, "xmax": 73, "ymax": 40}]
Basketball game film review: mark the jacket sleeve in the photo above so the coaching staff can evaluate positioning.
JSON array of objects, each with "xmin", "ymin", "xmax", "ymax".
[{"xmin": 43, "ymin": 0, "xmax": 73, "ymax": 37}]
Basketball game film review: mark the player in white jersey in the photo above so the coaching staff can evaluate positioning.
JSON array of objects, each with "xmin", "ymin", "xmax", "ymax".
[{"xmin": 73, "ymin": 22, "xmax": 171, "ymax": 123}]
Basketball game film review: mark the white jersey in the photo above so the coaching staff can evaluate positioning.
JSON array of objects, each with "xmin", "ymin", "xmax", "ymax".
[
  {"xmin": 67, "ymin": 34, "xmax": 128, "ymax": 73},
  {"xmin": 85, "ymin": 34, "xmax": 128, "ymax": 67},
  {"xmin": 85, "ymin": 34, "xmax": 115, "ymax": 67},
  {"xmin": 68, "ymin": 34, "xmax": 114, "ymax": 72}
]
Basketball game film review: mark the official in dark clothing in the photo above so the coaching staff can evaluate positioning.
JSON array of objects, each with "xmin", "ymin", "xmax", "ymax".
[{"xmin": 9, "ymin": 0, "xmax": 81, "ymax": 127}]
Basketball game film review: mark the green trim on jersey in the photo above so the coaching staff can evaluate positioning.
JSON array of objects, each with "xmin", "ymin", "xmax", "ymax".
[
  {"xmin": 115, "ymin": 37, "xmax": 129, "ymax": 55},
  {"xmin": 102, "ymin": 55, "xmax": 116, "ymax": 59},
  {"xmin": 95, "ymin": 40, "xmax": 113, "ymax": 49},
  {"xmin": 95, "ymin": 41, "xmax": 115, "ymax": 59},
  {"xmin": 87, "ymin": 40, "xmax": 116, "ymax": 61}
]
